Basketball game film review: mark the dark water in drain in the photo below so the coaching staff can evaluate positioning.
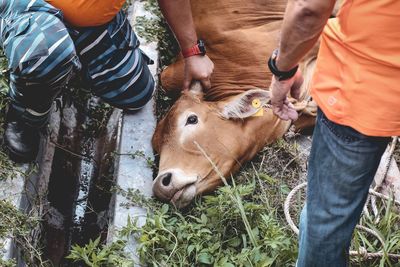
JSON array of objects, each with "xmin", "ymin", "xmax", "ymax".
[{"xmin": 43, "ymin": 98, "xmax": 119, "ymax": 266}]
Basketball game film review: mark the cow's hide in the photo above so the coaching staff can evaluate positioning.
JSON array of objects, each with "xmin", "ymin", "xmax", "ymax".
[
  {"xmin": 152, "ymin": 0, "xmax": 322, "ymax": 207},
  {"xmin": 163, "ymin": 0, "xmax": 288, "ymax": 99},
  {"xmin": 161, "ymin": 0, "xmax": 318, "ymax": 129}
]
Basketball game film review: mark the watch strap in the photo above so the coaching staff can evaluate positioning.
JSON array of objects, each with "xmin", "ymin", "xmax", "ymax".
[
  {"xmin": 182, "ymin": 39, "xmax": 206, "ymax": 58},
  {"xmin": 182, "ymin": 45, "xmax": 202, "ymax": 58},
  {"xmin": 268, "ymin": 49, "xmax": 299, "ymax": 81}
]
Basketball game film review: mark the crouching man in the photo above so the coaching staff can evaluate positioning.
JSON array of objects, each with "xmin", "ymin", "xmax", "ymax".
[{"xmin": 0, "ymin": 0, "xmax": 213, "ymax": 162}]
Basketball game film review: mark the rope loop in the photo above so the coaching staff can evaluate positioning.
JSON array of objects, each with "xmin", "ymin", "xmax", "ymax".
[{"xmin": 284, "ymin": 182, "xmax": 400, "ymax": 260}]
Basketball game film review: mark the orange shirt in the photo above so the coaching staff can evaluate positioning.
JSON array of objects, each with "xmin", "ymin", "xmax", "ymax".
[
  {"xmin": 311, "ymin": 0, "xmax": 400, "ymax": 136},
  {"xmin": 47, "ymin": 0, "xmax": 126, "ymax": 27}
]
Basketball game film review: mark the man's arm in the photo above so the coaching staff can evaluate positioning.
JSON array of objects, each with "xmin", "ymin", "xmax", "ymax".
[
  {"xmin": 269, "ymin": 0, "xmax": 336, "ymax": 120},
  {"xmin": 277, "ymin": 0, "xmax": 336, "ymax": 70},
  {"xmin": 157, "ymin": 0, "xmax": 214, "ymax": 90}
]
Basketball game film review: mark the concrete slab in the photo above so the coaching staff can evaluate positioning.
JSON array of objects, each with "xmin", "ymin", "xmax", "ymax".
[
  {"xmin": 107, "ymin": 1, "xmax": 158, "ymax": 263},
  {"xmin": 1, "ymin": 109, "xmax": 60, "ymax": 264},
  {"xmin": 0, "ymin": 165, "xmax": 28, "ymax": 261}
]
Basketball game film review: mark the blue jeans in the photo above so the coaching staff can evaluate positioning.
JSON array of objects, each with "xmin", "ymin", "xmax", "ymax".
[{"xmin": 297, "ymin": 109, "xmax": 390, "ymax": 267}]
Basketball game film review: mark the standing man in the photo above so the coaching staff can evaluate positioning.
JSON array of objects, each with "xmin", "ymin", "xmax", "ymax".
[
  {"xmin": 268, "ymin": 0, "xmax": 400, "ymax": 266},
  {"xmin": 0, "ymin": 0, "xmax": 213, "ymax": 162}
]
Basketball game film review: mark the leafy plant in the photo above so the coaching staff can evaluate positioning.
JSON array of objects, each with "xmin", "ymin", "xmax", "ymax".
[
  {"xmin": 118, "ymin": 174, "xmax": 298, "ymax": 267},
  {"xmin": 351, "ymin": 192, "xmax": 400, "ymax": 266},
  {"xmin": 0, "ymin": 258, "xmax": 16, "ymax": 267},
  {"xmin": 67, "ymin": 237, "xmax": 134, "ymax": 267},
  {"xmin": 128, "ymin": 150, "xmax": 155, "ymax": 168},
  {"xmin": 0, "ymin": 199, "xmax": 47, "ymax": 266}
]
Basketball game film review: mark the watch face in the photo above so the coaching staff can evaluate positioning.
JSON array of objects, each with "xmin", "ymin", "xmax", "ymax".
[{"xmin": 198, "ymin": 39, "xmax": 206, "ymax": 55}]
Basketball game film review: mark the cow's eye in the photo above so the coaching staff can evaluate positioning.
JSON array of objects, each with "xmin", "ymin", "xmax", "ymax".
[{"xmin": 185, "ymin": 115, "xmax": 198, "ymax": 125}]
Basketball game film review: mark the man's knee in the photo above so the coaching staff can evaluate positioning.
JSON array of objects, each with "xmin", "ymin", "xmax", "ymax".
[
  {"xmin": 5, "ymin": 13, "xmax": 82, "ymax": 113},
  {"xmin": 13, "ymin": 36, "xmax": 80, "ymax": 89},
  {"xmin": 88, "ymin": 48, "xmax": 155, "ymax": 110},
  {"xmin": 106, "ymin": 71, "xmax": 155, "ymax": 110},
  {"xmin": 5, "ymin": 12, "xmax": 80, "ymax": 89},
  {"xmin": 74, "ymin": 10, "xmax": 154, "ymax": 110}
]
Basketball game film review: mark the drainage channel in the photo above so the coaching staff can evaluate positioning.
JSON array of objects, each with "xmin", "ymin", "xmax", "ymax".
[
  {"xmin": 1, "ymin": 1, "xmax": 158, "ymax": 265},
  {"xmin": 41, "ymin": 2, "xmax": 159, "ymax": 264},
  {"xmin": 42, "ymin": 98, "xmax": 120, "ymax": 266}
]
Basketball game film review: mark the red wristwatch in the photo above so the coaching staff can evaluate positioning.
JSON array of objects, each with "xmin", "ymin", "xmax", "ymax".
[{"xmin": 182, "ymin": 39, "xmax": 206, "ymax": 58}]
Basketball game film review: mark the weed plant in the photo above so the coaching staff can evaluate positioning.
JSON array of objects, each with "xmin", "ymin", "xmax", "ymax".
[
  {"xmin": 351, "ymin": 193, "xmax": 400, "ymax": 267},
  {"xmin": 0, "ymin": 50, "xmax": 49, "ymax": 266},
  {"xmin": 0, "ymin": 199, "xmax": 45, "ymax": 266},
  {"xmin": 68, "ymin": 1, "xmax": 400, "ymax": 266},
  {"xmin": 70, "ymin": 138, "xmax": 400, "ymax": 266},
  {"xmin": 120, "ymin": 175, "xmax": 298, "ymax": 266},
  {"xmin": 0, "ymin": 50, "xmax": 18, "ymax": 181},
  {"xmin": 67, "ymin": 238, "xmax": 133, "ymax": 267}
]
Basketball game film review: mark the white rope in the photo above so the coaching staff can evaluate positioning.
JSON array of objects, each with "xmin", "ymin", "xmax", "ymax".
[
  {"xmin": 370, "ymin": 137, "xmax": 398, "ymax": 223},
  {"xmin": 284, "ymin": 182, "xmax": 400, "ymax": 260}
]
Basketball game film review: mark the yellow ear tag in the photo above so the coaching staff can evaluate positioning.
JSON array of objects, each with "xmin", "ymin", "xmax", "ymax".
[{"xmin": 252, "ymin": 98, "xmax": 264, "ymax": 117}]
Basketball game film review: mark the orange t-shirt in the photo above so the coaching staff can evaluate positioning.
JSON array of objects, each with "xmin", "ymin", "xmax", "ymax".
[
  {"xmin": 311, "ymin": 0, "xmax": 400, "ymax": 136},
  {"xmin": 47, "ymin": 0, "xmax": 126, "ymax": 27}
]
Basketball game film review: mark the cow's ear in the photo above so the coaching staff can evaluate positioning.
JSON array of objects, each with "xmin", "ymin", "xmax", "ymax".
[{"xmin": 219, "ymin": 89, "xmax": 270, "ymax": 119}]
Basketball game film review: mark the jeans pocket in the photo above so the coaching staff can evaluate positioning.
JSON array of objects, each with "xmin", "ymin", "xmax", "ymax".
[{"xmin": 318, "ymin": 110, "xmax": 365, "ymax": 143}]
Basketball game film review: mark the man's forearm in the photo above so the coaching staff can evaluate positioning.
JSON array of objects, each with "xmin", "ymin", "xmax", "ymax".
[
  {"xmin": 157, "ymin": 0, "xmax": 197, "ymax": 50},
  {"xmin": 276, "ymin": 0, "xmax": 336, "ymax": 71}
]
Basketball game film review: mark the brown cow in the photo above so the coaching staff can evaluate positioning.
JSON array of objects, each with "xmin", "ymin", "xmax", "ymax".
[{"xmin": 152, "ymin": 0, "xmax": 319, "ymax": 208}]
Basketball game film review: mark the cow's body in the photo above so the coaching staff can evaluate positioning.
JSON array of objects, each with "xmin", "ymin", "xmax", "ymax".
[
  {"xmin": 161, "ymin": 0, "xmax": 287, "ymax": 100},
  {"xmin": 152, "ymin": 0, "xmax": 318, "ymax": 207}
]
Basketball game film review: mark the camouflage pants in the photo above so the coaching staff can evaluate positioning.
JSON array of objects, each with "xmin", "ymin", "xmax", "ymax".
[{"xmin": 0, "ymin": 0, "xmax": 154, "ymax": 126}]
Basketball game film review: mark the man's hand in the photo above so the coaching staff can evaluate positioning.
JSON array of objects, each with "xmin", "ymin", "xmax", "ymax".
[
  {"xmin": 157, "ymin": 0, "xmax": 214, "ymax": 91},
  {"xmin": 183, "ymin": 55, "xmax": 214, "ymax": 90},
  {"xmin": 270, "ymin": 70, "xmax": 303, "ymax": 121}
]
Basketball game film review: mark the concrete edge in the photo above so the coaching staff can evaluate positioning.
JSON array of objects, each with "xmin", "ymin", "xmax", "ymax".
[
  {"xmin": 1, "ymin": 109, "xmax": 61, "ymax": 264},
  {"xmin": 107, "ymin": 1, "xmax": 158, "ymax": 263}
]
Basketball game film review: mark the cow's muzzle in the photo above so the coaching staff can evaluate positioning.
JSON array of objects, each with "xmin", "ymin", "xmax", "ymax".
[{"xmin": 152, "ymin": 169, "xmax": 198, "ymax": 207}]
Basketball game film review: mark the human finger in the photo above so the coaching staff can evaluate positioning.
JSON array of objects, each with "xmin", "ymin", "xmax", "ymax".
[
  {"xmin": 182, "ymin": 74, "xmax": 192, "ymax": 91},
  {"xmin": 200, "ymin": 78, "xmax": 211, "ymax": 90},
  {"xmin": 289, "ymin": 70, "xmax": 303, "ymax": 100}
]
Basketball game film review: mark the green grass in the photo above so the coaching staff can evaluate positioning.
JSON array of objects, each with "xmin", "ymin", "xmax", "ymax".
[
  {"xmin": 69, "ymin": 138, "xmax": 400, "ymax": 266},
  {"xmin": 120, "ymin": 172, "xmax": 298, "ymax": 266},
  {"xmin": 351, "ymin": 193, "xmax": 400, "ymax": 266},
  {"xmin": 0, "ymin": 1, "xmax": 393, "ymax": 266},
  {"xmin": 0, "ymin": 199, "xmax": 45, "ymax": 266},
  {"xmin": 69, "ymin": 140, "xmax": 303, "ymax": 267},
  {"xmin": 69, "ymin": 1, "xmax": 400, "ymax": 266},
  {"xmin": 67, "ymin": 237, "xmax": 133, "ymax": 267}
]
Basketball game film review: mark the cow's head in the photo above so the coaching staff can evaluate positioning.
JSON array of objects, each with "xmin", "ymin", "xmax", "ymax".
[{"xmin": 152, "ymin": 82, "xmax": 289, "ymax": 208}]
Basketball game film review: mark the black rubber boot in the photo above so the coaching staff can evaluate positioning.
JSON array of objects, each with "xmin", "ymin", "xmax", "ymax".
[{"xmin": 3, "ymin": 105, "xmax": 48, "ymax": 163}]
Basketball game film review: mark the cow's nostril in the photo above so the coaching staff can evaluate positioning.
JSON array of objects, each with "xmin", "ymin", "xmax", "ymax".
[{"xmin": 161, "ymin": 172, "xmax": 172, "ymax": 187}]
